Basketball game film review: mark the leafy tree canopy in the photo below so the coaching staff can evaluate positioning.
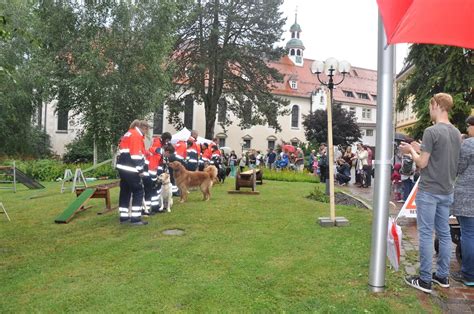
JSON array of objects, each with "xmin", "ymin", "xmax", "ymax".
[
  {"xmin": 302, "ymin": 104, "xmax": 362, "ymax": 147},
  {"xmin": 397, "ymin": 45, "xmax": 473, "ymax": 139},
  {"xmin": 167, "ymin": 0, "xmax": 290, "ymax": 139},
  {"xmin": 38, "ymin": 0, "xmax": 179, "ymax": 150}
]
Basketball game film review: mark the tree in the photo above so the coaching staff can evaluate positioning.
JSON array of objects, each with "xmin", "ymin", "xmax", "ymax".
[
  {"xmin": 167, "ymin": 0, "xmax": 290, "ymax": 139},
  {"xmin": 0, "ymin": 1, "xmax": 52, "ymax": 157},
  {"xmin": 397, "ymin": 45, "xmax": 473, "ymax": 139},
  {"xmin": 38, "ymin": 1, "xmax": 178, "ymax": 154},
  {"xmin": 303, "ymin": 104, "xmax": 362, "ymax": 147}
]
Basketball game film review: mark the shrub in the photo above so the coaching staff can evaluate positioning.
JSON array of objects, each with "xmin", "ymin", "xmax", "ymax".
[
  {"xmin": 1, "ymin": 159, "xmax": 118, "ymax": 181},
  {"xmin": 306, "ymin": 185, "xmax": 329, "ymax": 203},
  {"xmin": 262, "ymin": 168, "xmax": 319, "ymax": 183}
]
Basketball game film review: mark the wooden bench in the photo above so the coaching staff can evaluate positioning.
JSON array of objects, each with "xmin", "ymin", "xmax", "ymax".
[
  {"xmin": 228, "ymin": 169, "xmax": 261, "ymax": 195},
  {"xmin": 75, "ymin": 181, "xmax": 120, "ymax": 214}
]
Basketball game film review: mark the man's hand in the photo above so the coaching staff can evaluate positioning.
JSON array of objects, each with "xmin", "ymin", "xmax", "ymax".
[
  {"xmin": 399, "ymin": 141, "xmax": 412, "ymax": 154},
  {"xmin": 411, "ymin": 141, "xmax": 421, "ymax": 154}
]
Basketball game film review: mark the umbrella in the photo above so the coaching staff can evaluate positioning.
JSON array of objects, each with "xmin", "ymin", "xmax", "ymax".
[
  {"xmin": 282, "ymin": 144, "xmax": 296, "ymax": 153},
  {"xmin": 394, "ymin": 132, "xmax": 413, "ymax": 143},
  {"xmin": 377, "ymin": 0, "xmax": 474, "ymax": 49}
]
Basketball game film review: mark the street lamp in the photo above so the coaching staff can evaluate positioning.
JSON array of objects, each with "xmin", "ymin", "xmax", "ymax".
[{"xmin": 311, "ymin": 58, "xmax": 351, "ymax": 227}]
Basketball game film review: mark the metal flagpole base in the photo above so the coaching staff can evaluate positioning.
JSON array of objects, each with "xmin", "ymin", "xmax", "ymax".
[
  {"xmin": 318, "ymin": 217, "xmax": 350, "ymax": 227},
  {"xmin": 368, "ymin": 284, "xmax": 385, "ymax": 293}
]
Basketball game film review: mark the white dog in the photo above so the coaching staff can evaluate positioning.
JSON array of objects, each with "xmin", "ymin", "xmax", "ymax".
[{"xmin": 158, "ymin": 172, "xmax": 173, "ymax": 212}]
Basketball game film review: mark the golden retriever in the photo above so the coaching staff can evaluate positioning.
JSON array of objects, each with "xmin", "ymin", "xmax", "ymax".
[{"xmin": 168, "ymin": 161, "xmax": 217, "ymax": 203}]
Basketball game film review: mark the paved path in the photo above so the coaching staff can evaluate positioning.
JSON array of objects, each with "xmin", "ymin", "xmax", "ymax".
[{"xmin": 339, "ymin": 181, "xmax": 474, "ymax": 313}]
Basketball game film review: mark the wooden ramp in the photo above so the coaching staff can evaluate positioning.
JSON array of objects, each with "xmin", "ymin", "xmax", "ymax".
[{"xmin": 54, "ymin": 188, "xmax": 96, "ymax": 224}]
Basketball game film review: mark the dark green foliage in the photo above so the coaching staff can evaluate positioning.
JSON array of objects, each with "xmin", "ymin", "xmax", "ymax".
[
  {"xmin": 303, "ymin": 104, "xmax": 362, "ymax": 147},
  {"xmin": 397, "ymin": 45, "xmax": 473, "ymax": 138},
  {"xmin": 63, "ymin": 133, "xmax": 112, "ymax": 164},
  {"xmin": 306, "ymin": 185, "xmax": 329, "ymax": 203},
  {"xmin": 37, "ymin": 1, "xmax": 179, "ymax": 149},
  {"xmin": 168, "ymin": 0, "xmax": 290, "ymax": 139},
  {"xmin": 2, "ymin": 159, "xmax": 117, "ymax": 181}
]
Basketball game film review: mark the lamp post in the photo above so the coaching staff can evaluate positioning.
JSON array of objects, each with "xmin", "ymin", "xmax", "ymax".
[{"xmin": 311, "ymin": 58, "xmax": 350, "ymax": 227}]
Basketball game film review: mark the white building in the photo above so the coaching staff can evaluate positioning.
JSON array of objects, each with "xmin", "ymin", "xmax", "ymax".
[{"xmin": 40, "ymin": 17, "xmax": 378, "ymax": 156}]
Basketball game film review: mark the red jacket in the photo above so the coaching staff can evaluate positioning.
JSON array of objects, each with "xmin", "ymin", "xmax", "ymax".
[
  {"xmin": 175, "ymin": 141, "xmax": 187, "ymax": 161},
  {"xmin": 148, "ymin": 137, "xmax": 164, "ymax": 174},
  {"xmin": 117, "ymin": 127, "xmax": 146, "ymax": 173}
]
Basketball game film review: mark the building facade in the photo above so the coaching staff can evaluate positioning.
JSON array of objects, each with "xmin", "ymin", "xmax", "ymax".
[{"xmin": 40, "ymin": 17, "xmax": 378, "ymax": 156}]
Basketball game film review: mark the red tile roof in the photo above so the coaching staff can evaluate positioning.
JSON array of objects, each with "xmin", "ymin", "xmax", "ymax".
[{"xmin": 269, "ymin": 56, "xmax": 378, "ymax": 106}]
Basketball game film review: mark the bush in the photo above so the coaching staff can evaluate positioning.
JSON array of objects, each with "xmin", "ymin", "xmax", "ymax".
[
  {"xmin": 262, "ymin": 168, "xmax": 319, "ymax": 183},
  {"xmin": 1, "ymin": 159, "xmax": 118, "ymax": 181},
  {"xmin": 63, "ymin": 133, "xmax": 113, "ymax": 164},
  {"xmin": 306, "ymin": 185, "xmax": 329, "ymax": 203}
]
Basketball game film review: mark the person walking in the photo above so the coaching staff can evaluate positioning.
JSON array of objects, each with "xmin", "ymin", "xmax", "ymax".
[
  {"xmin": 450, "ymin": 115, "xmax": 474, "ymax": 286},
  {"xmin": 229, "ymin": 151, "xmax": 238, "ymax": 177},
  {"xmin": 400, "ymin": 93, "xmax": 461, "ymax": 293},
  {"xmin": 116, "ymin": 120, "xmax": 150, "ymax": 225}
]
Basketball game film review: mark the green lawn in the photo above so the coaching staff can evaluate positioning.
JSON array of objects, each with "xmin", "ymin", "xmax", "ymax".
[{"xmin": 0, "ymin": 179, "xmax": 432, "ymax": 312}]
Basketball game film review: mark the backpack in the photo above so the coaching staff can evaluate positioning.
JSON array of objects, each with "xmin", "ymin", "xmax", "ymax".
[{"xmin": 400, "ymin": 155, "xmax": 414, "ymax": 176}]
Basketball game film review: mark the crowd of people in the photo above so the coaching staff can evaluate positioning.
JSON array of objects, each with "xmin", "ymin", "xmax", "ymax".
[
  {"xmin": 115, "ymin": 93, "xmax": 473, "ymax": 292},
  {"xmin": 116, "ymin": 123, "xmax": 227, "ymax": 226}
]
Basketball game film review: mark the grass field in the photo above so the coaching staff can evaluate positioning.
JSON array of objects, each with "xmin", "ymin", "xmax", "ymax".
[{"xmin": 0, "ymin": 178, "xmax": 433, "ymax": 312}]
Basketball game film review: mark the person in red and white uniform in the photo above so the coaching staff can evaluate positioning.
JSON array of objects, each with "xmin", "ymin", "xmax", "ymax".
[
  {"xmin": 116, "ymin": 120, "xmax": 150, "ymax": 225},
  {"xmin": 148, "ymin": 132, "xmax": 171, "ymax": 213},
  {"xmin": 174, "ymin": 140, "xmax": 187, "ymax": 166}
]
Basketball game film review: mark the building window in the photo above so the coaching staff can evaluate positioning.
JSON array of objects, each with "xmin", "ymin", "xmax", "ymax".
[
  {"xmin": 356, "ymin": 92, "xmax": 369, "ymax": 100},
  {"xmin": 349, "ymin": 107, "xmax": 356, "ymax": 115},
  {"xmin": 268, "ymin": 140, "xmax": 275, "ymax": 149},
  {"xmin": 366, "ymin": 129, "xmax": 374, "ymax": 136},
  {"xmin": 296, "ymin": 50, "xmax": 301, "ymax": 56},
  {"xmin": 371, "ymin": 94, "xmax": 377, "ymax": 101},
  {"xmin": 153, "ymin": 105, "xmax": 164, "ymax": 134},
  {"xmin": 352, "ymin": 69, "xmax": 358, "ymax": 77},
  {"xmin": 291, "ymin": 105, "xmax": 299, "ymax": 128},
  {"xmin": 290, "ymin": 80, "xmax": 297, "ymax": 89},
  {"xmin": 219, "ymin": 138, "xmax": 226, "ymax": 147},
  {"xmin": 57, "ymin": 108, "xmax": 68, "ymax": 131},
  {"xmin": 362, "ymin": 108, "xmax": 372, "ymax": 120},
  {"xmin": 184, "ymin": 95, "xmax": 193, "ymax": 130},
  {"xmin": 290, "ymin": 49, "xmax": 295, "ymax": 56},
  {"xmin": 218, "ymin": 99, "xmax": 227, "ymax": 123},
  {"xmin": 243, "ymin": 139, "xmax": 251, "ymax": 149},
  {"xmin": 343, "ymin": 90, "xmax": 355, "ymax": 98},
  {"xmin": 291, "ymin": 141, "xmax": 299, "ymax": 147}
]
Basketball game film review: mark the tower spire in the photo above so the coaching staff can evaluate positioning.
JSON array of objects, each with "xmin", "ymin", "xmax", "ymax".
[{"xmin": 286, "ymin": 9, "xmax": 304, "ymax": 66}]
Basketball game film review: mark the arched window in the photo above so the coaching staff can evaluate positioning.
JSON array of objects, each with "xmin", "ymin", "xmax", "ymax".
[
  {"xmin": 296, "ymin": 49, "xmax": 301, "ymax": 56},
  {"xmin": 290, "ymin": 49, "xmax": 295, "ymax": 56},
  {"xmin": 291, "ymin": 105, "xmax": 299, "ymax": 128},
  {"xmin": 153, "ymin": 105, "xmax": 164, "ymax": 134},
  {"xmin": 217, "ymin": 99, "xmax": 227, "ymax": 123},
  {"xmin": 184, "ymin": 95, "xmax": 193, "ymax": 130}
]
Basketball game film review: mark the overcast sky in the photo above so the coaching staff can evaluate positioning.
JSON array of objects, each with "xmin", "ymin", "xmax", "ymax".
[{"xmin": 279, "ymin": 0, "xmax": 409, "ymax": 73}]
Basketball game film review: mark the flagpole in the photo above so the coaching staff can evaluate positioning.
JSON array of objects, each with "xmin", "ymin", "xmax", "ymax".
[{"xmin": 368, "ymin": 12, "xmax": 395, "ymax": 293}]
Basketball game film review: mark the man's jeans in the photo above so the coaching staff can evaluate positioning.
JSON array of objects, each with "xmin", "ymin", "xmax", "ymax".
[
  {"xmin": 458, "ymin": 216, "xmax": 474, "ymax": 281},
  {"xmin": 416, "ymin": 190, "xmax": 453, "ymax": 283}
]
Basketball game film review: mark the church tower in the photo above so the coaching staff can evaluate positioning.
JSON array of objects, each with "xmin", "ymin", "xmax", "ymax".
[{"xmin": 285, "ymin": 13, "xmax": 305, "ymax": 66}]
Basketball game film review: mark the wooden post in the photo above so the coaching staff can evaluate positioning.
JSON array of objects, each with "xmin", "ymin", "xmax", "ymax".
[{"xmin": 327, "ymin": 88, "xmax": 336, "ymax": 223}]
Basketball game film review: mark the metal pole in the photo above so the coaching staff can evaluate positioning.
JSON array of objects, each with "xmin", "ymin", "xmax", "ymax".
[
  {"xmin": 368, "ymin": 13, "xmax": 395, "ymax": 293},
  {"xmin": 327, "ymin": 86, "xmax": 336, "ymax": 222}
]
